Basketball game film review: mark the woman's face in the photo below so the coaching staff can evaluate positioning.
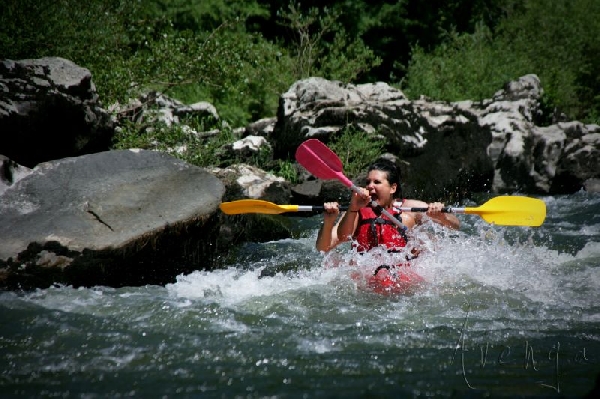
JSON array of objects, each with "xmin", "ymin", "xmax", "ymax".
[{"xmin": 365, "ymin": 170, "xmax": 397, "ymax": 206}]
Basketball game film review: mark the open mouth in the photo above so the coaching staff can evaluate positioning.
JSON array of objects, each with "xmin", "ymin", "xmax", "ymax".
[{"xmin": 370, "ymin": 194, "xmax": 384, "ymax": 206}]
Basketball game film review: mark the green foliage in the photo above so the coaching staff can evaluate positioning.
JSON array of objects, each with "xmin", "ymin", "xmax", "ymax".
[
  {"xmin": 124, "ymin": 24, "xmax": 294, "ymax": 125},
  {"xmin": 2, "ymin": 0, "xmax": 598, "ymax": 145},
  {"xmin": 403, "ymin": 22, "xmax": 519, "ymax": 102},
  {"xmin": 271, "ymin": 160, "xmax": 300, "ymax": 184},
  {"xmin": 320, "ymin": 26, "xmax": 382, "ymax": 83},
  {"xmin": 99, "ymin": 2, "xmax": 297, "ymax": 126},
  {"xmin": 495, "ymin": 0, "xmax": 600, "ymax": 122},
  {"xmin": 402, "ymin": 0, "xmax": 600, "ymax": 122},
  {"xmin": 142, "ymin": 0, "xmax": 270, "ymax": 31},
  {"xmin": 0, "ymin": 0, "xmax": 147, "ymax": 104},
  {"xmin": 276, "ymin": 3, "xmax": 325, "ymax": 79},
  {"xmin": 0, "ymin": 0, "xmax": 291, "ymax": 127},
  {"xmin": 276, "ymin": 2, "xmax": 381, "ymax": 82},
  {"xmin": 132, "ymin": 1, "xmax": 293, "ymax": 126},
  {"xmin": 329, "ymin": 127, "xmax": 385, "ymax": 179},
  {"xmin": 112, "ymin": 113, "xmax": 235, "ymax": 167},
  {"xmin": 345, "ymin": 0, "xmax": 510, "ymax": 83},
  {"xmin": 0, "ymin": 0, "xmax": 136, "ymax": 61},
  {"xmin": 184, "ymin": 128, "xmax": 237, "ymax": 167},
  {"xmin": 177, "ymin": 30, "xmax": 295, "ymax": 124}
]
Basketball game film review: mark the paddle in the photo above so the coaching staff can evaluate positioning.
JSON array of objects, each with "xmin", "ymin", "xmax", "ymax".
[
  {"xmin": 220, "ymin": 199, "xmax": 348, "ymax": 215},
  {"xmin": 295, "ymin": 139, "xmax": 408, "ymax": 230},
  {"xmin": 294, "ymin": 139, "xmax": 546, "ymax": 227},
  {"xmin": 220, "ymin": 197, "xmax": 546, "ymax": 226},
  {"xmin": 397, "ymin": 196, "xmax": 546, "ymax": 227}
]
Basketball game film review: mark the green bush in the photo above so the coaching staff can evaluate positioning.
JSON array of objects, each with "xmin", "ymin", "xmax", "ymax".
[
  {"xmin": 403, "ymin": 22, "xmax": 522, "ymax": 102},
  {"xmin": 276, "ymin": 2, "xmax": 381, "ymax": 83},
  {"xmin": 329, "ymin": 127, "xmax": 385, "ymax": 179},
  {"xmin": 403, "ymin": 0, "xmax": 600, "ymax": 123},
  {"xmin": 496, "ymin": 0, "xmax": 600, "ymax": 122},
  {"xmin": 144, "ymin": 26, "xmax": 295, "ymax": 126},
  {"xmin": 271, "ymin": 160, "xmax": 300, "ymax": 184},
  {"xmin": 112, "ymin": 113, "xmax": 235, "ymax": 167}
]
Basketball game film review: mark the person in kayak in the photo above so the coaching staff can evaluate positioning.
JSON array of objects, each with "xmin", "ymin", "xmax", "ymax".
[{"xmin": 315, "ymin": 158, "xmax": 459, "ymax": 253}]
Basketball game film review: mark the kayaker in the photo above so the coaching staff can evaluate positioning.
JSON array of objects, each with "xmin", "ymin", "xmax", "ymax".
[{"xmin": 315, "ymin": 158, "xmax": 459, "ymax": 253}]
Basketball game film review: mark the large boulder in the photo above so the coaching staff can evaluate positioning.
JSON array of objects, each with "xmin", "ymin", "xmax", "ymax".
[
  {"xmin": 0, "ymin": 57, "xmax": 115, "ymax": 168},
  {"xmin": 470, "ymin": 74, "xmax": 600, "ymax": 194},
  {"xmin": 394, "ymin": 100, "xmax": 493, "ymax": 201},
  {"xmin": 545, "ymin": 122, "xmax": 600, "ymax": 194},
  {"xmin": 0, "ymin": 149, "xmax": 226, "ymax": 289}
]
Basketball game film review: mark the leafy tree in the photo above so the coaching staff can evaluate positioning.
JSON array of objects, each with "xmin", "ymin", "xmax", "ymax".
[
  {"xmin": 403, "ymin": 0, "xmax": 600, "ymax": 123},
  {"xmin": 140, "ymin": 0, "xmax": 269, "ymax": 32},
  {"xmin": 276, "ymin": 2, "xmax": 381, "ymax": 83},
  {"xmin": 403, "ymin": 22, "xmax": 518, "ymax": 102},
  {"xmin": 0, "ymin": 0, "xmax": 137, "ymax": 61},
  {"xmin": 495, "ymin": 0, "xmax": 600, "ymax": 121},
  {"xmin": 118, "ymin": 22, "xmax": 294, "ymax": 124},
  {"xmin": 352, "ymin": 0, "xmax": 510, "ymax": 83}
]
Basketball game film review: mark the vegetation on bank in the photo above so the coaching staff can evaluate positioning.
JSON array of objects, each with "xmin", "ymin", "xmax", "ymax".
[{"xmin": 2, "ymin": 0, "xmax": 598, "ymax": 178}]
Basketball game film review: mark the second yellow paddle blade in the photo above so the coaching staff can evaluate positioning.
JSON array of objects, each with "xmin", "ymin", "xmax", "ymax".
[
  {"xmin": 219, "ymin": 200, "xmax": 299, "ymax": 215},
  {"xmin": 464, "ymin": 196, "xmax": 546, "ymax": 227}
]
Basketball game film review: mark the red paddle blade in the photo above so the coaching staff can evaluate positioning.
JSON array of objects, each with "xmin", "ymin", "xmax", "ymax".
[{"xmin": 295, "ymin": 139, "xmax": 352, "ymax": 187}]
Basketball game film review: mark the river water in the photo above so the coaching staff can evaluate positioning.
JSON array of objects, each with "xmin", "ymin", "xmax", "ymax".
[{"xmin": 1, "ymin": 193, "xmax": 599, "ymax": 398}]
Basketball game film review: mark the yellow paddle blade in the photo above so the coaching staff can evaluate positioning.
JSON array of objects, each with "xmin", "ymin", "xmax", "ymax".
[
  {"xmin": 219, "ymin": 200, "xmax": 299, "ymax": 215},
  {"xmin": 464, "ymin": 196, "xmax": 546, "ymax": 226}
]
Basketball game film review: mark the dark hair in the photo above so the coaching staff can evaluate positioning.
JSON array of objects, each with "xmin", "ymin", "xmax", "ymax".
[{"xmin": 367, "ymin": 158, "xmax": 403, "ymax": 199}]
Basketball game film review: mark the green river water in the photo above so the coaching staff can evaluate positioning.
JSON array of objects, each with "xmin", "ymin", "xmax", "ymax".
[{"xmin": 1, "ymin": 193, "xmax": 599, "ymax": 398}]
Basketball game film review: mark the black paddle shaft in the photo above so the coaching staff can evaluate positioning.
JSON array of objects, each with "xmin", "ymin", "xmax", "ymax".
[
  {"xmin": 405, "ymin": 207, "xmax": 454, "ymax": 213},
  {"xmin": 311, "ymin": 205, "xmax": 349, "ymax": 212}
]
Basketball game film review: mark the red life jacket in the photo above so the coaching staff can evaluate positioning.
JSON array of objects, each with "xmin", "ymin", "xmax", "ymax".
[{"xmin": 352, "ymin": 205, "xmax": 408, "ymax": 253}]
